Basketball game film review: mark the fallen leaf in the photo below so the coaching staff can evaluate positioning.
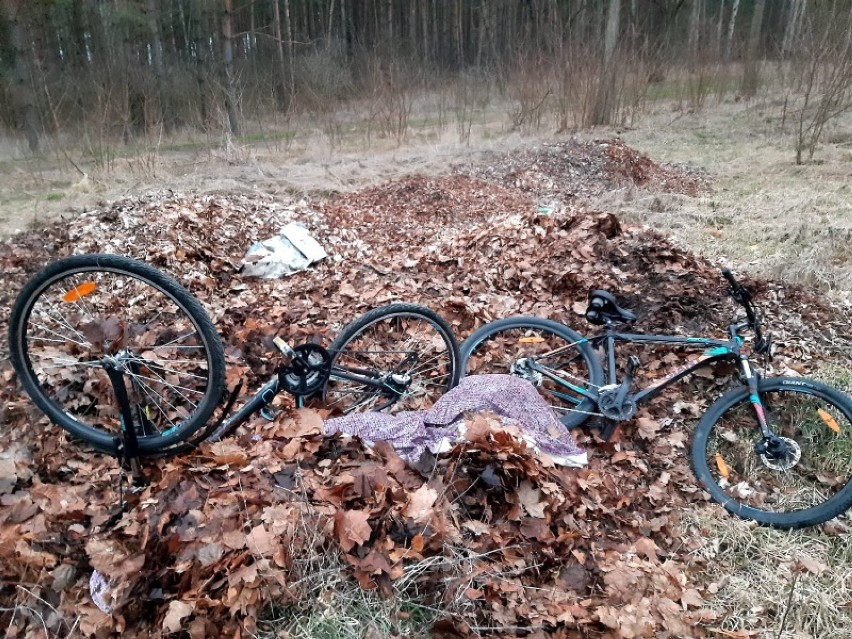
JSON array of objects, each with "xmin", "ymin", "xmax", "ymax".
[
  {"xmin": 402, "ymin": 485, "xmax": 438, "ymax": 523},
  {"xmin": 517, "ymin": 480, "xmax": 546, "ymax": 518},
  {"xmin": 636, "ymin": 417, "xmax": 661, "ymax": 439},
  {"xmin": 162, "ymin": 600, "xmax": 195, "ymax": 634},
  {"xmin": 334, "ymin": 509, "xmax": 372, "ymax": 552}
]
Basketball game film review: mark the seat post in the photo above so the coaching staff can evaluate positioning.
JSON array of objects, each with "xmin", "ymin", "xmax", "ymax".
[{"xmin": 605, "ymin": 323, "xmax": 618, "ymax": 385}]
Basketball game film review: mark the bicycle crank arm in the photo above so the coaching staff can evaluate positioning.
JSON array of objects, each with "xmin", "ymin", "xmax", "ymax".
[
  {"xmin": 614, "ymin": 355, "xmax": 641, "ymax": 406},
  {"xmin": 273, "ymin": 336, "xmax": 297, "ymax": 364}
]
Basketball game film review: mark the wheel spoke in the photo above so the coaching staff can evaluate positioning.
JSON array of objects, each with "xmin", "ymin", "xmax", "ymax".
[
  {"xmin": 29, "ymin": 322, "xmax": 89, "ymax": 348},
  {"xmin": 14, "ymin": 259, "xmax": 224, "ymax": 453},
  {"xmin": 323, "ymin": 308, "xmax": 457, "ymax": 415}
]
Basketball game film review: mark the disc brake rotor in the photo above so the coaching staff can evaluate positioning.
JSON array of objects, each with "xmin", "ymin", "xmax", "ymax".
[{"xmin": 759, "ymin": 436, "xmax": 802, "ymax": 471}]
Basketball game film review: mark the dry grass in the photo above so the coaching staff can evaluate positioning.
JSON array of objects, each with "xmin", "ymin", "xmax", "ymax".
[
  {"xmin": 683, "ymin": 506, "xmax": 851, "ymax": 639},
  {"xmin": 0, "ymin": 101, "xmax": 535, "ymax": 239},
  {"xmin": 609, "ymin": 99, "xmax": 852, "ymax": 295},
  {"xmin": 258, "ymin": 551, "xmax": 442, "ymax": 639}
]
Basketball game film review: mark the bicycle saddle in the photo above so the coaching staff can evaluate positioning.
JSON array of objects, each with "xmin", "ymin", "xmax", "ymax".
[{"xmin": 585, "ymin": 290, "xmax": 637, "ymax": 325}]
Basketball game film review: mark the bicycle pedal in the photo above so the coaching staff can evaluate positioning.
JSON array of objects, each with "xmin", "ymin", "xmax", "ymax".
[
  {"xmin": 273, "ymin": 336, "xmax": 296, "ymax": 361},
  {"xmin": 260, "ymin": 407, "xmax": 277, "ymax": 421},
  {"xmin": 626, "ymin": 355, "xmax": 641, "ymax": 376}
]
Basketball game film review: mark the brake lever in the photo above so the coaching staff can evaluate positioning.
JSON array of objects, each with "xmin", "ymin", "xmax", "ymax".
[{"xmin": 754, "ymin": 332, "xmax": 773, "ymax": 359}]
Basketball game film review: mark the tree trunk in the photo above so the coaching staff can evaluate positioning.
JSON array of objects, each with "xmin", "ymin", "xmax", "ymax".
[
  {"xmin": 194, "ymin": 0, "xmax": 210, "ymax": 128},
  {"xmin": 590, "ymin": 0, "xmax": 620, "ymax": 126},
  {"xmin": 689, "ymin": 0, "xmax": 702, "ymax": 64},
  {"xmin": 725, "ymin": 0, "xmax": 740, "ymax": 63},
  {"xmin": 327, "ymin": 0, "xmax": 336, "ymax": 41},
  {"xmin": 70, "ymin": 0, "xmax": 89, "ymax": 67},
  {"xmin": 1, "ymin": 0, "xmax": 40, "ymax": 152},
  {"xmin": 716, "ymin": 0, "xmax": 726, "ymax": 60},
  {"xmin": 222, "ymin": 0, "xmax": 241, "ymax": 134},
  {"xmin": 283, "ymin": 0, "xmax": 295, "ymax": 101},
  {"xmin": 741, "ymin": 0, "xmax": 766, "ymax": 97},
  {"xmin": 782, "ymin": 0, "xmax": 805, "ymax": 58},
  {"xmin": 271, "ymin": 0, "xmax": 289, "ymax": 110},
  {"xmin": 249, "ymin": 0, "xmax": 257, "ymax": 53},
  {"xmin": 145, "ymin": 0, "xmax": 167, "ymax": 130}
]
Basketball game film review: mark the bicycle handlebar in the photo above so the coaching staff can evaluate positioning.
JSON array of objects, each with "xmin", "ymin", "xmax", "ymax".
[
  {"xmin": 721, "ymin": 269, "xmax": 770, "ymax": 354},
  {"xmin": 721, "ymin": 268, "xmax": 738, "ymax": 289}
]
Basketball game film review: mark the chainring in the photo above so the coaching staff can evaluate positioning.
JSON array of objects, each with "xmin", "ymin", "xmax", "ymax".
[
  {"xmin": 597, "ymin": 387, "xmax": 638, "ymax": 422},
  {"xmin": 279, "ymin": 343, "xmax": 332, "ymax": 396}
]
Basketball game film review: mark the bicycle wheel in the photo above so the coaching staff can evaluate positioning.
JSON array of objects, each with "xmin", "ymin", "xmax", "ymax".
[
  {"xmin": 323, "ymin": 304, "xmax": 461, "ymax": 414},
  {"xmin": 460, "ymin": 317, "xmax": 603, "ymax": 429},
  {"xmin": 692, "ymin": 377, "xmax": 852, "ymax": 528},
  {"xmin": 8, "ymin": 254, "xmax": 226, "ymax": 456}
]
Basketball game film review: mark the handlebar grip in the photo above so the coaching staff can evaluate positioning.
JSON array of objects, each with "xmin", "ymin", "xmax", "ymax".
[{"xmin": 721, "ymin": 268, "xmax": 738, "ymax": 288}]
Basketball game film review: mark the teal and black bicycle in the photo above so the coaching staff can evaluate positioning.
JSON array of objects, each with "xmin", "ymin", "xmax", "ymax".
[{"xmin": 461, "ymin": 270, "xmax": 852, "ymax": 529}]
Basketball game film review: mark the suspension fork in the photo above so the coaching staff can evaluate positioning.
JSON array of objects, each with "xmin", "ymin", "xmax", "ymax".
[{"xmin": 739, "ymin": 355, "xmax": 774, "ymax": 438}]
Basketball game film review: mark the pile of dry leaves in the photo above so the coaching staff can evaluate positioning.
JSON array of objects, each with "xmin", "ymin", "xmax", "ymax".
[
  {"xmin": 1, "ymin": 137, "xmax": 850, "ymax": 638},
  {"xmin": 457, "ymin": 139, "xmax": 707, "ymax": 205}
]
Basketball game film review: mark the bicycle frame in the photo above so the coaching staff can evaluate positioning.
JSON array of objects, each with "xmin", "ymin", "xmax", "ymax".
[
  {"xmin": 210, "ymin": 359, "xmax": 405, "ymax": 441},
  {"xmin": 540, "ymin": 322, "xmax": 775, "ymax": 439},
  {"xmin": 592, "ymin": 330, "xmax": 740, "ymax": 403}
]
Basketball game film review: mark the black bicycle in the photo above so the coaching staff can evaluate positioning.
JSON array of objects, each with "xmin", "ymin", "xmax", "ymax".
[
  {"xmin": 460, "ymin": 270, "xmax": 852, "ymax": 529},
  {"xmin": 8, "ymin": 254, "xmax": 461, "ymax": 464}
]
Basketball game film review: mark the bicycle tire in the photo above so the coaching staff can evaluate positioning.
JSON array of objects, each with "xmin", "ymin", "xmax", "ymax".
[
  {"xmin": 323, "ymin": 303, "xmax": 461, "ymax": 414},
  {"xmin": 8, "ymin": 254, "xmax": 226, "ymax": 456},
  {"xmin": 691, "ymin": 377, "xmax": 852, "ymax": 528},
  {"xmin": 460, "ymin": 317, "xmax": 604, "ymax": 429}
]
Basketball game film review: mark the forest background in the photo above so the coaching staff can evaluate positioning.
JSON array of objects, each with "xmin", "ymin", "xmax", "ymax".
[{"xmin": 0, "ymin": 0, "xmax": 848, "ymax": 163}]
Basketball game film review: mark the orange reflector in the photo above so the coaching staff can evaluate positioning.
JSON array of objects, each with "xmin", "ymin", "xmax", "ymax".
[
  {"xmin": 518, "ymin": 336, "xmax": 545, "ymax": 344},
  {"xmin": 715, "ymin": 453, "xmax": 730, "ymax": 479},
  {"xmin": 62, "ymin": 282, "xmax": 96, "ymax": 303},
  {"xmin": 818, "ymin": 408, "xmax": 841, "ymax": 434}
]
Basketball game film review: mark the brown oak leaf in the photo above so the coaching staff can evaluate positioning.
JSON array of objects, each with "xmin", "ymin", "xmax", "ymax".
[{"xmin": 334, "ymin": 509, "xmax": 372, "ymax": 552}]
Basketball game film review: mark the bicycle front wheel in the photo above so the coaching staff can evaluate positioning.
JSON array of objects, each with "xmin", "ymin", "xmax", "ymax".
[
  {"xmin": 323, "ymin": 304, "xmax": 461, "ymax": 414},
  {"xmin": 8, "ymin": 254, "xmax": 225, "ymax": 455},
  {"xmin": 692, "ymin": 377, "xmax": 852, "ymax": 528},
  {"xmin": 460, "ymin": 317, "xmax": 603, "ymax": 429}
]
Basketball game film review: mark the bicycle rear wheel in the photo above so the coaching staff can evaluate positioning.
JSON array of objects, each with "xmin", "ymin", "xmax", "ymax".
[
  {"xmin": 8, "ymin": 254, "xmax": 225, "ymax": 456},
  {"xmin": 460, "ymin": 317, "xmax": 603, "ymax": 429},
  {"xmin": 323, "ymin": 304, "xmax": 461, "ymax": 414},
  {"xmin": 692, "ymin": 377, "xmax": 852, "ymax": 528}
]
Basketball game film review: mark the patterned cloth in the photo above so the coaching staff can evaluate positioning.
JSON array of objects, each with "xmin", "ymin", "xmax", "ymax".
[{"xmin": 323, "ymin": 374, "xmax": 587, "ymax": 467}]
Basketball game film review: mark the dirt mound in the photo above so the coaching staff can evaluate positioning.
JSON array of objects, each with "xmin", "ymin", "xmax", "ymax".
[
  {"xmin": 459, "ymin": 138, "xmax": 707, "ymax": 204},
  {"xmin": 1, "ymin": 140, "xmax": 849, "ymax": 638}
]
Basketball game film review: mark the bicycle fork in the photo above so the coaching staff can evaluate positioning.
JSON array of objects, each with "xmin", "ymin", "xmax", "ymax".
[
  {"xmin": 739, "ymin": 355, "xmax": 792, "ymax": 462},
  {"xmin": 739, "ymin": 356, "xmax": 772, "ymax": 436}
]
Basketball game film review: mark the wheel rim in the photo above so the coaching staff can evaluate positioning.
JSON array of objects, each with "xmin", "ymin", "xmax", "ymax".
[
  {"xmin": 704, "ymin": 389, "xmax": 852, "ymax": 516},
  {"xmin": 325, "ymin": 313, "xmax": 457, "ymax": 414},
  {"xmin": 464, "ymin": 326, "xmax": 596, "ymax": 418},
  {"xmin": 18, "ymin": 267, "xmax": 216, "ymax": 440}
]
